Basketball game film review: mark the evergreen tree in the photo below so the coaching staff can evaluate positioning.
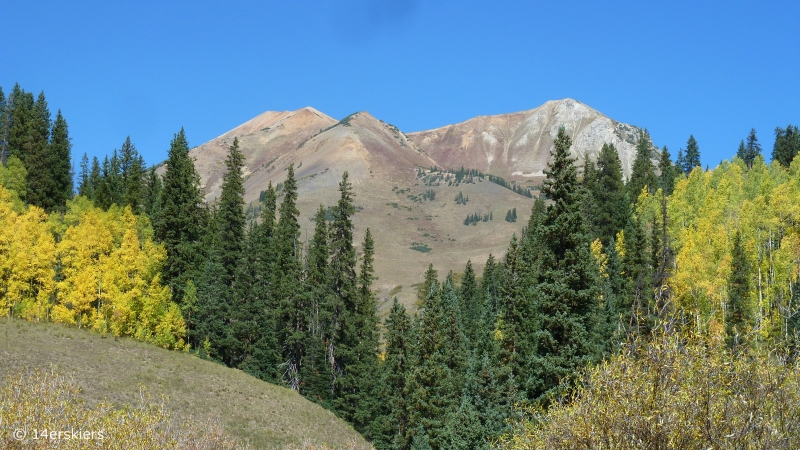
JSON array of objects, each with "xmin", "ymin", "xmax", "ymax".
[
  {"xmin": 622, "ymin": 215, "xmax": 651, "ymax": 334},
  {"xmin": 231, "ymin": 221, "xmax": 280, "ymax": 382},
  {"xmin": 48, "ymin": 110, "xmax": 72, "ymax": 208},
  {"xmin": 374, "ymin": 299, "xmax": 413, "ymax": 449},
  {"xmin": 338, "ymin": 228, "xmax": 382, "ymax": 435},
  {"xmin": 458, "ymin": 260, "xmax": 480, "ymax": 346},
  {"xmin": 658, "ymin": 145, "xmax": 676, "ymax": 196},
  {"xmin": 275, "ymin": 164, "xmax": 305, "ymax": 390},
  {"xmin": 141, "ymin": 166, "xmax": 162, "ymax": 218},
  {"xmin": 24, "ymin": 92, "xmax": 54, "ymax": 209},
  {"xmin": 405, "ymin": 277, "xmax": 468, "ymax": 449},
  {"xmin": 7, "ymin": 85, "xmax": 32, "ymax": 165},
  {"xmin": 192, "ymin": 210, "xmax": 231, "ymax": 362},
  {"xmin": 301, "ymin": 205, "xmax": 334, "ymax": 403},
  {"xmin": 119, "ymin": 137, "xmax": 144, "ymax": 213},
  {"xmin": 744, "ymin": 128, "xmax": 762, "ymax": 169},
  {"xmin": 88, "ymin": 156, "xmax": 101, "ymax": 202},
  {"xmin": 682, "ymin": 134, "xmax": 701, "ymax": 174},
  {"xmin": 153, "ymin": 128, "xmax": 207, "ymax": 303},
  {"xmin": 526, "ymin": 127, "xmax": 600, "ymax": 401},
  {"xmin": 627, "ymin": 129, "xmax": 658, "ymax": 202},
  {"xmin": 217, "ymin": 137, "xmax": 246, "ymax": 285},
  {"xmin": 772, "ymin": 125, "xmax": 799, "ymax": 167},
  {"xmin": 727, "ymin": 230, "xmax": 751, "ymax": 348},
  {"xmin": 587, "ymin": 143, "xmax": 628, "ymax": 245},
  {"xmin": 77, "ymin": 153, "xmax": 91, "ymax": 198}
]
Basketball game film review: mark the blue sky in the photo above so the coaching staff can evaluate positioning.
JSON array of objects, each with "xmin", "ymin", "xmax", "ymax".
[{"xmin": 3, "ymin": 0, "xmax": 798, "ymax": 169}]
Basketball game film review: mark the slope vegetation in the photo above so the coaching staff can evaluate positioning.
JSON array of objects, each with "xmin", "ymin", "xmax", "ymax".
[{"xmin": 0, "ymin": 317, "xmax": 370, "ymax": 449}]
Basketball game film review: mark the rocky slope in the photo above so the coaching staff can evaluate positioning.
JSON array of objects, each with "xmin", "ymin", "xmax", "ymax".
[{"xmin": 408, "ymin": 98, "xmax": 644, "ymax": 181}]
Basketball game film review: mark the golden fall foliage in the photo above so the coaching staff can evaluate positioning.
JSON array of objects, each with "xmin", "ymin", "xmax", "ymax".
[
  {"xmin": 665, "ymin": 157, "xmax": 800, "ymax": 340},
  {"xmin": 0, "ymin": 185, "xmax": 187, "ymax": 350}
]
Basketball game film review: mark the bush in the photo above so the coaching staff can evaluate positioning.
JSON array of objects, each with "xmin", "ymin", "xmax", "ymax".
[{"xmin": 499, "ymin": 331, "xmax": 800, "ymax": 449}]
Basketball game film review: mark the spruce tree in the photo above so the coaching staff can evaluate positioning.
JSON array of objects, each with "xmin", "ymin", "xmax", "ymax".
[
  {"xmin": 683, "ymin": 134, "xmax": 701, "ymax": 174},
  {"xmin": 88, "ymin": 156, "xmax": 101, "ymax": 202},
  {"xmin": 154, "ymin": 128, "xmax": 207, "ymax": 303},
  {"xmin": 527, "ymin": 126, "xmax": 600, "ymax": 401},
  {"xmin": 217, "ymin": 137, "xmax": 246, "ymax": 285},
  {"xmin": 374, "ymin": 299, "xmax": 413, "ymax": 449},
  {"xmin": 727, "ymin": 230, "xmax": 751, "ymax": 348},
  {"xmin": 48, "ymin": 110, "xmax": 72, "ymax": 208},
  {"xmin": 405, "ymin": 277, "xmax": 467, "ymax": 449},
  {"xmin": 192, "ymin": 209, "xmax": 231, "ymax": 362},
  {"xmin": 78, "ymin": 153, "xmax": 91, "ymax": 198},
  {"xmin": 275, "ymin": 164, "xmax": 305, "ymax": 390},
  {"xmin": 7, "ymin": 85, "xmax": 32, "ymax": 165},
  {"xmin": 588, "ymin": 143, "xmax": 628, "ymax": 245},
  {"xmin": 773, "ymin": 125, "xmax": 799, "ymax": 167},
  {"xmin": 141, "ymin": 166, "xmax": 162, "ymax": 218},
  {"xmin": 658, "ymin": 145, "xmax": 676, "ymax": 196},
  {"xmin": 744, "ymin": 128, "xmax": 762, "ymax": 169},
  {"xmin": 338, "ymin": 228, "xmax": 382, "ymax": 435},
  {"xmin": 627, "ymin": 129, "xmax": 658, "ymax": 202},
  {"xmin": 24, "ymin": 92, "xmax": 54, "ymax": 209},
  {"xmin": 119, "ymin": 137, "xmax": 144, "ymax": 213},
  {"xmin": 301, "ymin": 205, "xmax": 333, "ymax": 402}
]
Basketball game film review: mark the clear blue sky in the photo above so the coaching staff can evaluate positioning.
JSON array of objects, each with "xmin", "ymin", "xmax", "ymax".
[{"xmin": 4, "ymin": 0, "xmax": 798, "ymax": 169}]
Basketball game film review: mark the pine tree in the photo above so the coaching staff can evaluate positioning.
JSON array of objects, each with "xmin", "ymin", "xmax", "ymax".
[
  {"xmin": 153, "ymin": 128, "xmax": 208, "ymax": 303},
  {"xmin": 658, "ymin": 145, "xmax": 675, "ymax": 196},
  {"xmin": 627, "ymin": 129, "xmax": 658, "ymax": 202},
  {"xmin": 47, "ymin": 110, "xmax": 73, "ymax": 208},
  {"xmin": 458, "ymin": 260, "xmax": 480, "ymax": 346},
  {"xmin": 727, "ymin": 230, "xmax": 751, "ymax": 348},
  {"xmin": 772, "ymin": 125, "xmax": 799, "ymax": 168},
  {"xmin": 527, "ymin": 127, "xmax": 600, "ymax": 401},
  {"xmin": 217, "ymin": 137, "xmax": 246, "ymax": 286},
  {"xmin": 683, "ymin": 134, "xmax": 701, "ymax": 174}
]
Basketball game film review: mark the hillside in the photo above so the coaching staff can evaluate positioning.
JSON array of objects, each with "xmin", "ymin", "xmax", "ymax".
[
  {"xmin": 0, "ymin": 317, "xmax": 371, "ymax": 450},
  {"xmin": 185, "ymin": 100, "xmax": 648, "ymax": 312}
]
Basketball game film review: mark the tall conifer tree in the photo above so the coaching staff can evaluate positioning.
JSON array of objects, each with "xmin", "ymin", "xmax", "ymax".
[
  {"xmin": 154, "ymin": 128, "xmax": 207, "ymax": 302},
  {"xmin": 217, "ymin": 137, "xmax": 246, "ymax": 285},
  {"xmin": 627, "ymin": 129, "xmax": 658, "ymax": 202},
  {"xmin": 526, "ymin": 127, "xmax": 600, "ymax": 401},
  {"xmin": 48, "ymin": 110, "xmax": 72, "ymax": 208}
]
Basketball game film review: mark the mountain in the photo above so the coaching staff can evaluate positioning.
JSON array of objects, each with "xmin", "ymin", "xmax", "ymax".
[
  {"xmin": 408, "ymin": 98, "xmax": 643, "ymax": 180},
  {"xmin": 186, "ymin": 100, "xmax": 646, "ymax": 312}
]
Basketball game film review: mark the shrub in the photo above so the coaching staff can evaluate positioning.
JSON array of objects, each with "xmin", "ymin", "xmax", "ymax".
[{"xmin": 499, "ymin": 331, "xmax": 800, "ymax": 449}]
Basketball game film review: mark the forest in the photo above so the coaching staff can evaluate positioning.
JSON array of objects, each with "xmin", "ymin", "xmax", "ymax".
[{"xmin": 2, "ymin": 82, "xmax": 800, "ymax": 449}]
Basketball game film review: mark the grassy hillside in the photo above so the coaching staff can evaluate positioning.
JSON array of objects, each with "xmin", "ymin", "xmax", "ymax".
[{"xmin": 0, "ymin": 317, "xmax": 371, "ymax": 449}]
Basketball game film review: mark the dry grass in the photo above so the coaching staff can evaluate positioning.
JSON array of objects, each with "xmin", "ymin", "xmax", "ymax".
[{"xmin": 0, "ymin": 317, "xmax": 370, "ymax": 449}]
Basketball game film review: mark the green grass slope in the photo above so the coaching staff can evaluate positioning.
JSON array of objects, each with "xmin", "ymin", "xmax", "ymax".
[{"xmin": 0, "ymin": 317, "xmax": 371, "ymax": 449}]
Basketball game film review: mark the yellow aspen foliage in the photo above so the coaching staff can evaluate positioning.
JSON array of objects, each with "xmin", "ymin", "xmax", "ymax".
[
  {"xmin": 0, "ymin": 187, "xmax": 187, "ymax": 350},
  {"xmin": 590, "ymin": 238, "xmax": 607, "ymax": 278},
  {"xmin": 0, "ymin": 194, "xmax": 56, "ymax": 320}
]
